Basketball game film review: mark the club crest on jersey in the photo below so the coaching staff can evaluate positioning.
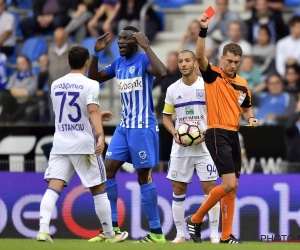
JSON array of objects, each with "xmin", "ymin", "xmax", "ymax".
[
  {"xmin": 139, "ymin": 151, "xmax": 146, "ymax": 159},
  {"xmin": 196, "ymin": 89, "xmax": 205, "ymax": 99},
  {"xmin": 129, "ymin": 66, "xmax": 135, "ymax": 74}
]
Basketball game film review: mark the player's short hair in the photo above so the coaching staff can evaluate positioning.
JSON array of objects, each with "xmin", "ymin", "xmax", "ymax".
[
  {"xmin": 122, "ymin": 26, "xmax": 139, "ymax": 33},
  {"xmin": 68, "ymin": 46, "xmax": 89, "ymax": 70},
  {"xmin": 179, "ymin": 50, "xmax": 196, "ymax": 61},
  {"xmin": 288, "ymin": 15, "xmax": 300, "ymax": 27},
  {"xmin": 222, "ymin": 43, "xmax": 243, "ymax": 57}
]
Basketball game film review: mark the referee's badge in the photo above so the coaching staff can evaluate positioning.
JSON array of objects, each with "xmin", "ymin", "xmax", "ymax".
[
  {"xmin": 196, "ymin": 89, "xmax": 205, "ymax": 100},
  {"xmin": 129, "ymin": 66, "xmax": 135, "ymax": 74}
]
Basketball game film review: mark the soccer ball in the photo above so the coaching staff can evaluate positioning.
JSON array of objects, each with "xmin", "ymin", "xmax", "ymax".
[{"xmin": 177, "ymin": 122, "xmax": 201, "ymax": 146}]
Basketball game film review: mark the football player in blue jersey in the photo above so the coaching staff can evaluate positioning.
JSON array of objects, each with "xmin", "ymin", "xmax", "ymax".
[{"xmin": 88, "ymin": 26, "xmax": 167, "ymax": 243}]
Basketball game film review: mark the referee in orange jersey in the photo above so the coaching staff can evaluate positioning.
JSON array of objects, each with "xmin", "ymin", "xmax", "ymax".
[{"xmin": 185, "ymin": 12, "xmax": 258, "ymax": 244}]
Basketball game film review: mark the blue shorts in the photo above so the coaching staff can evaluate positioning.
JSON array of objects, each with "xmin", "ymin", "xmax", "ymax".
[{"xmin": 105, "ymin": 125, "xmax": 159, "ymax": 169}]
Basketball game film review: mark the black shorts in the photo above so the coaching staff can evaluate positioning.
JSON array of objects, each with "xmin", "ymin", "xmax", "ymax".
[{"xmin": 205, "ymin": 128, "xmax": 241, "ymax": 178}]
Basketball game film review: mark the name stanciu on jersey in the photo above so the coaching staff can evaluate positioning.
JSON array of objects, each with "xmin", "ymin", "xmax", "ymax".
[{"xmin": 58, "ymin": 123, "xmax": 84, "ymax": 131}]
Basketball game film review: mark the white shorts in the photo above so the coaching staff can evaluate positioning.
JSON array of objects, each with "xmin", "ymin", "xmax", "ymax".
[
  {"xmin": 167, "ymin": 155, "xmax": 218, "ymax": 183},
  {"xmin": 45, "ymin": 154, "xmax": 106, "ymax": 188}
]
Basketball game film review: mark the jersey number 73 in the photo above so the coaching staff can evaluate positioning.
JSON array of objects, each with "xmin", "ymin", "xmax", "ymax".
[{"xmin": 55, "ymin": 91, "xmax": 82, "ymax": 123}]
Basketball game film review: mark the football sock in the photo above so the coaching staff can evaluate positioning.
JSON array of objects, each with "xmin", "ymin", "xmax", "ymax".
[
  {"xmin": 221, "ymin": 193, "xmax": 236, "ymax": 240},
  {"xmin": 192, "ymin": 186, "xmax": 226, "ymax": 223},
  {"xmin": 172, "ymin": 193, "xmax": 186, "ymax": 238},
  {"xmin": 140, "ymin": 182, "xmax": 163, "ymax": 234},
  {"xmin": 205, "ymin": 194, "xmax": 220, "ymax": 237},
  {"xmin": 39, "ymin": 188, "xmax": 60, "ymax": 234},
  {"xmin": 93, "ymin": 192, "xmax": 114, "ymax": 238},
  {"xmin": 106, "ymin": 178, "xmax": 118, "ymax": 227}
]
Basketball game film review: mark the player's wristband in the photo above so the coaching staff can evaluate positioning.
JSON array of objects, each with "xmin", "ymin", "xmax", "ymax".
[
  {"xmin": 199, "ymin": 27, "xmax": 208, "ymax": 38},
  {"xmin": 248, "ymin": 117, "xmax": 255, "ymax": 122},
  {"xmin": 92, "ymin": 51, "xmax": 100, "ymax": 57}
]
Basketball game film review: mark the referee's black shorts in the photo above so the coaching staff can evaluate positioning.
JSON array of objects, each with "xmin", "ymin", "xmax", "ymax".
[{"xmin": 205, "ymin": 128, "xmax": 241, "ymax": 178}]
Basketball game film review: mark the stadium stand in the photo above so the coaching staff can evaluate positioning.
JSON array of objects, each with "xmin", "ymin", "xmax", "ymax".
[
  {"xmin": 1, "ymin": 0, "xmax": 300, "ymax": 172},
  {"xmin": 20, "ymin": 37, "xmax": 47, "ymax": 62}
]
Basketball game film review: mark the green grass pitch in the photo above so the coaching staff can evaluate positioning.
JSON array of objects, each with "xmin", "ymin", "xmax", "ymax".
[{"xmin": 1, "ymin": 239, "xmax": 300, "ymax": 250}]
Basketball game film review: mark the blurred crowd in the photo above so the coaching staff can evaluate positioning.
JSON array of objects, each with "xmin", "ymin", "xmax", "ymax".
[
  {"xmin": 0, "ymin": 0, "xmax": 300, "ymax": 167},
  {"xmin": 0, "ymin": 0, "xmax": 162, "ymax": 123}
]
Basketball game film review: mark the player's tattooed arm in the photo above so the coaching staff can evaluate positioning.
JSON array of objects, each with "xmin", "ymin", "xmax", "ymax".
[{"xmin": 133, "ymin": 32, "xmax": 167, "ymax": 79}]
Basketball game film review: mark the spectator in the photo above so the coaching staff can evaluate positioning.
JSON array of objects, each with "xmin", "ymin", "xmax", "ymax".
[
  {"xmin": 276, "ymin": 16, "xmax": 300, "ymax": 77},
  {"xmin": 47, "ymin": 28, "xmax": 74, "ymax": 122},
  {"xmin": 218, "ymin": 21, "xmax": 252, "ymax": 60},
  {"xmin": 255, "ymin": 74, "xmax": 296, "ymax": 125},
  {"xmin": 284, "ymin": 64, "xmax": 300, "ymax": 100},
  {"xmin": 252, "ymin": 25, "xmax": 276, "ymax": 78},
  {"xmin": 0, "ymin": 0, "xmax": 16, "ymax": 57},
  {"xmin": 285, "ymin": 97, "xmax": 300, "ymax": 165},
  {"xmin": 114, "ymin": 0, "xmax": 162, "ymax": 42},
  {"xmin": 207, "ymin": 0, "xmax": 247, "ymax": 41},
  {"xmin": 245, "ymin": 0, "xmax": 284, "ymax": 16},
  {"xmin": 178, "ymin": 20, "xmax": 216, "ymax": 64},
  {"xmin": 65, "ymin": 0, "xmax": 102, "ymax": 43},
  {"xmin": 36, "ymin": 54, "xmax": 49, "ymax": 122},
  {"xmin": 0, "ymin": 52, "xmax": 7, "ymax": 89},
  {"xmin": 37, "ymin": 54, "xmax": 49, "ymax": 92},
  {"xmin": 153, "ymin": 51, "xmax": 181, "ymax": 172},
  {"xmin": 0, "ymin": 55, "xmax": 37, "ymax": 122},
  {"xmin": 87, "ymin": 0, "xmax": 120, "ymax": 38},
  {"xmin": 239, "ymin": 55, "xmax": 264, "ymax": 95},
  {"xmin": 153, "ymin": 51, "xmax": 181, "ymax": 121},
  {"xmin": 246, "ymin": 0, "xmax": 287, "ymax": 44},
  {"xmin": 23, "ymin": 54, "xmax": 50, "ymax": 122},
  {"xmin": 48, "ymin": 28, "xmax": 73, "ymax": 87},
  {"xmin": 20, "ymin": 0, "xmax": 71, "ymax": 40}
]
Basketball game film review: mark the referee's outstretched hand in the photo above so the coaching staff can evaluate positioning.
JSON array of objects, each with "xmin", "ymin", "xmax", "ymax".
[
  {"xmin": 94, "ymin": 32, "xmax": 111, "ymax": 52},
  {"xmin": 132, "ymin": 32, "xmax": 149, "ymax": 50},
  {"xmin": 198, "ymin": 13, "xmax": 210, "ymax": 28}
]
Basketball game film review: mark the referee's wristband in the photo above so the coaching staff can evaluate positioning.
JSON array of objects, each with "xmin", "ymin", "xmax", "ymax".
[
  {"xmin": 92, "ymin": 51, "xmax": 100, "ymax": 57},
  {"xmin": 199, "ymin": 27, "xmax": 208, "ymax": 38}
]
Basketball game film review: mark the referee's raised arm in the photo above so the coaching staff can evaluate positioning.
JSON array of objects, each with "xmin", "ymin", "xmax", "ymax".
[{"xmin": 196, "ymin": 13, "xmax": 210, "ymax": 72}]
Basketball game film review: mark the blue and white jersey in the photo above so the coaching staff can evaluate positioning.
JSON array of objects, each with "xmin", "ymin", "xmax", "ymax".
[
  {"xmin": 104, "ymin": 52, "xmax": 157, "ymax": 128},
  {"xmin": 51, "ymin": 73, "xmax": 100, "ymax": 154}
]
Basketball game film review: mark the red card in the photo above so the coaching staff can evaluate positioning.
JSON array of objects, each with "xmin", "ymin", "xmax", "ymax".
[{"xmin": 205, "ymin": 6, "xmax": 215, "ymax": 19}]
